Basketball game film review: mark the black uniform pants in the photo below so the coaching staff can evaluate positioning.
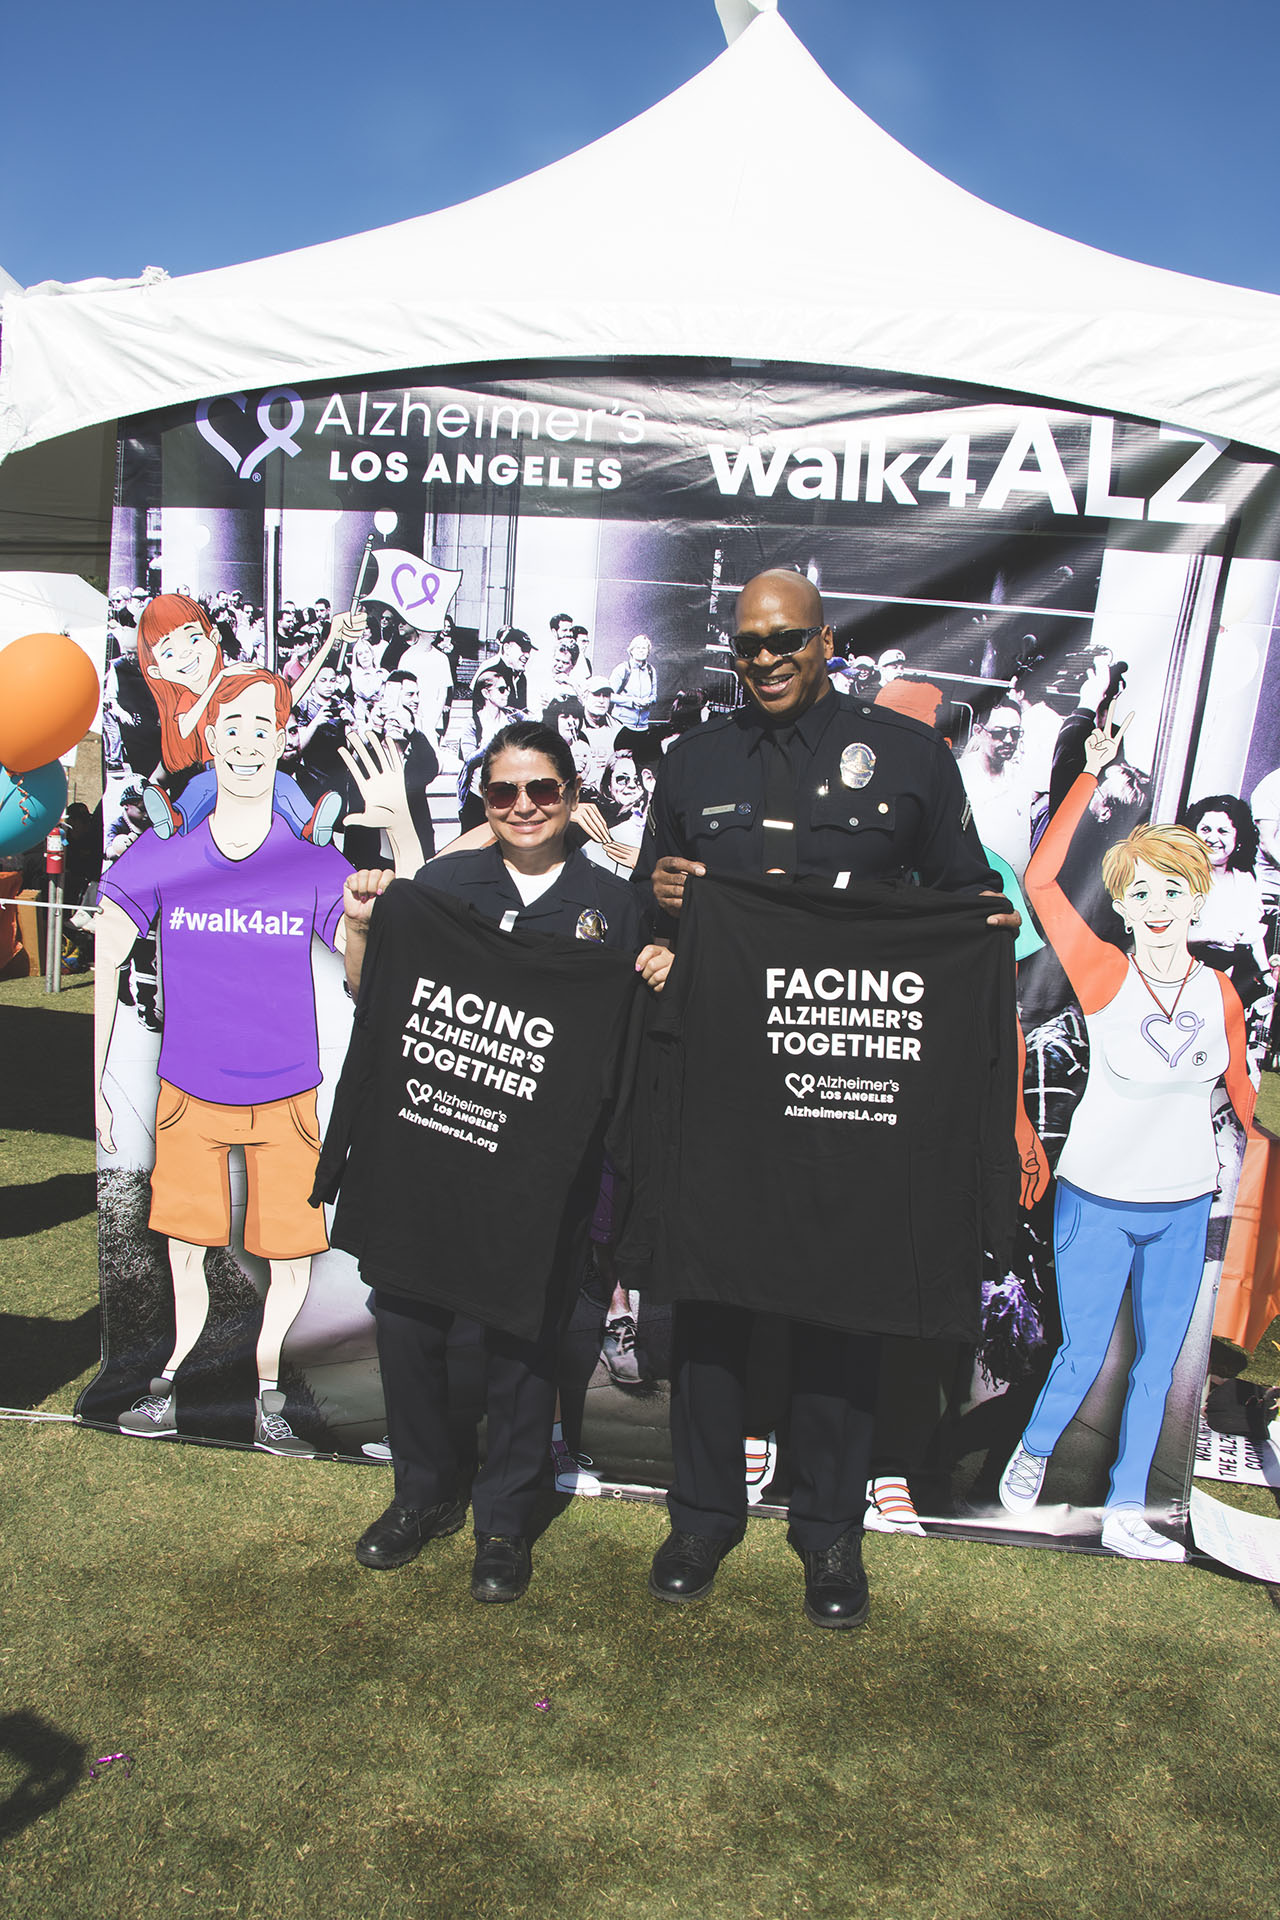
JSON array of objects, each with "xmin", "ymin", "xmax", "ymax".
[
  {"xmin": 372, "ymin": 1287, "xmax": 561, "ymax": 1538},
  {"xmin": 667, "ymin": 1302, "xmax": 881, "ymax": 1552},
  {"xmin": 872, "ymin": 1334, "xmax": 972, "ymax": 1479}
]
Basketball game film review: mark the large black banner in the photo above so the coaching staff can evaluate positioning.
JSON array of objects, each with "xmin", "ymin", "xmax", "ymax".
[{"xmin": 85, "ymin": 359, "xmax": 1280, "ymax": 1556}]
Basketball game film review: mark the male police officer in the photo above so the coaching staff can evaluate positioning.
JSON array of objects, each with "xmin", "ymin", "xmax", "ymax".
[{"xmin": 635, "ymin": 567, "xmax": 1016, "ymax": 1628}]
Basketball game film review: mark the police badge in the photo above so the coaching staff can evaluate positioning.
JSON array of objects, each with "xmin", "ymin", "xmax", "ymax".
[
  {"xmin": 575, "ymin": 908, "xmax": 607, "ymax": 943},
  {"xmin": 839, "ymin": 742, "xmax": 876, "ymax": 790}
]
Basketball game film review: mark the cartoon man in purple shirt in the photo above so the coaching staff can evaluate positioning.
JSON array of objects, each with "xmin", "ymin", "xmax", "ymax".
[{"xmin": 95, "ymin": 668, "xmax": 417, "ymax": 1454}]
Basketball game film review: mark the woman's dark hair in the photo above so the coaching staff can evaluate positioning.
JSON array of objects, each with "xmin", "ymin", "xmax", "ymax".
[
  {"xmin": 1182, "ymin": 793, "xmax": 1259, "ymax": 873},
  {"xmin": 543, "ymin": 695, "xmax": 586, "ymax": 733},
  {"xmin": 556, "ymin": 640, "xmax": 580, "ymax": 668},
  {"xmin": 480, "ymin": 721, "xmax": 579, "ymax": 792}
]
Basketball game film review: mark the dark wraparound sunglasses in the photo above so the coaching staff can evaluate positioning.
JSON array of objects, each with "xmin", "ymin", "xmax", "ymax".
[
  {"xmin": 483, "ymin": 777, "xmax": 568, "ymax": 812},
  {"xmin": 729, "ymin": 625, "xmax": 823, "ymax": 662}
]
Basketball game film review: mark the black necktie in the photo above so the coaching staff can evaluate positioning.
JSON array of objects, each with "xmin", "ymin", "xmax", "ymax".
[{"xmin": 761, "ymin": 727, "xmax": 798, "ymax": 878}]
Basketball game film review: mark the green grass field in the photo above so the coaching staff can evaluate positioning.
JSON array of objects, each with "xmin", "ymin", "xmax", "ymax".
[{"xmin": 2, "ymin": 974, "xmax": 1279, "ymax": 1919}]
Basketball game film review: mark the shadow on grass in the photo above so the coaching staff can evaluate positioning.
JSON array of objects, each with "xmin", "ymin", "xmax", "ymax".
[
  {"xmin": 0, "ymin": 1172, "xmax": 97, "ymax": 1239},
  {"xmin": 0, "ymin": 1710, "xmax": 85, "ymax": 1841},
  {"xmin": 0, "ymin": 1005, "xmax": 93, "ymax": 1140},
  {"xmin": 0, "ymin": 1307, "xmax": 101, "ymax": 1408}
]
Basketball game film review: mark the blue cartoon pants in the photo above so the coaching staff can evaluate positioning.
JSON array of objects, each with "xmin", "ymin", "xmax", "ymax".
[
  {"xmin": 1023, "ymin": 1179, "xmax": 1212, "ymax": 1510},
  {"xmin": 172, "ymin": 768, "xmax": 317, "ymax": 838}
]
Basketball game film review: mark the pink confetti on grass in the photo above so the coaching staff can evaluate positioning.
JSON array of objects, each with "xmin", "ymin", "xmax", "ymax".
[
  {"xmin": 88, "ymin": 1752, "xmax": 133, "ymax": 1781},
  {"xmin": 533, "ymin": 1698, "xmax": 551, "ymax": 1711}
]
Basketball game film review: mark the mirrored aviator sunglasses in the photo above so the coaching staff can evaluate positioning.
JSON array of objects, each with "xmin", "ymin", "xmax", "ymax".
[
  {"xmin": 483, "ymin": 777, "xmax": 566, "ymax": 812},
  {"xmin": 729, "ymin": 625, "xmax": 823, "ymax": 662}
]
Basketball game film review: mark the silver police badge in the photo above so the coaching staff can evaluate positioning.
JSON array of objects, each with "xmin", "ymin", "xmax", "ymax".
[
  {"xmin": 839, "ymin": 742, "xmax": 876, "ymax": 790},
  {"xmin": 575, "ymin": 908, "xmax": 607, "ymax": 943}
]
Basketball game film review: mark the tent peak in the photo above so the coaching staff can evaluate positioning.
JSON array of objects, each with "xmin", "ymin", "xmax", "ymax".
[
  {"xmin": 18, "ymin": 266, "xmax": 169, "ymax": 301},
  {"xmin": 5, "ymin": 2, "xmax": 1280, "ymax": 465},
  {"xmin": 715, "ymin": 0, "xmax": 777, "ymax": 48}
]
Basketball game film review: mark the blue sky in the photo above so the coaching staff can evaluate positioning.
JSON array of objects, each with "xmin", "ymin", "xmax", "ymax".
[{"xmin": 3, "ymin": 0, "xmax": 1278, "ymax": 294}]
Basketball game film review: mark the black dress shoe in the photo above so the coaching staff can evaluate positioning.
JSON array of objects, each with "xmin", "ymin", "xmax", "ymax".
[
  {"xmin": 648, "ymin": 1527, "xmax": 743, "ymax": 1603},
  {"xmin": 471, "ymin": 1534, "xmax": 532, "ymax": 1603},
  {"xmin": 796, "ymin": 1526, "xmax": 870, "ymax": 1629},
  {"xmin": 355, "ymin": 1498, "xmax": 466, "ymax": 1570}
]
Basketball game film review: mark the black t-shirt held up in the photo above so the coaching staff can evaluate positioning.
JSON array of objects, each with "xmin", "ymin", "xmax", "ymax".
[
  {"xmin": 613, "ymin": 871, "xmax": 1018, "ymax": 1341},
  {"xmin": 313, "ymin": 865, "xmax": 641, "ymax": 1338}
]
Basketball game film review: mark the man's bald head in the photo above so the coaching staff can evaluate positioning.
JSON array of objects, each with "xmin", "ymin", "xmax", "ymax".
[
  {"xmin": 731, "ymin": 569, "xmax": 834, "ymax": 722},
  {"xmin": 737, "ymin": 569, "xmax": 825, "ymax": 632}
]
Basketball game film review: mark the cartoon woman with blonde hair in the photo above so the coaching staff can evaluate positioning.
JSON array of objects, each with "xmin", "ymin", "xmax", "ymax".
[
  {"xmin": 999, "ymin": 708, "xmax": 1257, "ymax": 1559},
  {"xmin": 136, "ymin": 593, "xmax": 356, "ymax": 845}
]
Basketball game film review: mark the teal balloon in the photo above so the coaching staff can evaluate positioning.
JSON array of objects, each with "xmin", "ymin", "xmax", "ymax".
[{"xmin": 0, "ymin": 759, "xmax": 68, "ymax": 855}]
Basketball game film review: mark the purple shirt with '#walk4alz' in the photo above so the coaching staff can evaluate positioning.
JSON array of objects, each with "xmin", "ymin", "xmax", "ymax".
[{"xmin": 99, "ymin": 816, "xmax": 349, "ymax": 1105}]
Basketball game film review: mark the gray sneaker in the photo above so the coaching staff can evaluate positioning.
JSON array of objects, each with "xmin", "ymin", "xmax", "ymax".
[
  {"xmin": 998, "ymin": 1441, "xmax": 1048, "ymax": 1512},
  {"xmin": 1100, "ymin": 1507, "xmax": 1186, "ymax": 1562},
  {"xmin": 255, "ymin": 1390, "xmax": 316, "ymax": 1458},
  {"xmin": 602, "ymin": 1314, "xmax": 642, "ymax": 1385},
  {"xmin": 119, "ymin": 1378, "xmax": 178, "ymax": 1439}
]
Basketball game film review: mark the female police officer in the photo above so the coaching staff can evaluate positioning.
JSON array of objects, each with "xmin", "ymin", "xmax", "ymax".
[{"xmin": 340, "ymin": 721, "xmax": 669, "ymax": 1603}]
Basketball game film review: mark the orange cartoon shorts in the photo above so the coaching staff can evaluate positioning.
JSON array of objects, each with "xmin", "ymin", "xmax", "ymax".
[{"xmin": 148, "ymin": 1080, "xmax": 329, "ymax": 1260}]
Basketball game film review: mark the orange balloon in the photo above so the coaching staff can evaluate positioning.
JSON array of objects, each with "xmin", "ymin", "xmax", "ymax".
[{"xmin": 0, "ymin": 632, "xmax": 101, "ymax": 774}]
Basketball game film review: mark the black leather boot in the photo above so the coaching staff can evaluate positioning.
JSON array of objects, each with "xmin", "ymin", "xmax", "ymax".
[
  {"xmin": 471, "ymin": 1534, "xmax": 532, "ymax": 1603},
  {"xmin": 795, "ymin": 1526, "xmax": 870, "ymax": 1629},
  {"xmin": 648, "ymin": 1527, "xmax": 744, "ymax": 1603},
  {"xmin": 355, "ymin": 1498, "xmax": 466, "ymax": 1570}
]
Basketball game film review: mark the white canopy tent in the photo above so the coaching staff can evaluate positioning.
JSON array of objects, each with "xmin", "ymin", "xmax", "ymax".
[
  {"xmin": 0, "ymin": 572, "xmax": 108, "ymax": 696},
  {"xmin": 0, "ymin": 572, "xmax": 106, "ymax": 771},
  {"xmin": 0, "ymin": 267, "xmax": 108, "ymax": 736},
  {"xmin": 2, "ymin": 0, "xmax": 1279, "ymax": 575}
]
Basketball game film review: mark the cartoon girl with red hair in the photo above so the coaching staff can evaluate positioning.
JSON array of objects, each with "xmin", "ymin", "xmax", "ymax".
[{"xmin": 136, "ymin": 593, "xmax": 356, "ymax": 844}]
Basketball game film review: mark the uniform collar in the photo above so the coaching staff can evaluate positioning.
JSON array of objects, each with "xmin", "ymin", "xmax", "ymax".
[
  {"xmin": 438, "ymin": 841, "xmax": 522, "ymax": 908},
  {"xmin": 554, "ymin": 846, "xmax": 609, "ymax": 906},
  {"xmin": 738, "ymin": 684, "xmax": 845, "ymax": 754},
  {"xmin": 457, "ymin": 840, "xmax": 598, "ymax": 909}
]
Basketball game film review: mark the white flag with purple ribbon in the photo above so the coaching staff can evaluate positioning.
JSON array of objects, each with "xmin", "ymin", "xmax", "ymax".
[{"xmin": 364, "ymin": 549, "xmax": 462, "ymax": 632}]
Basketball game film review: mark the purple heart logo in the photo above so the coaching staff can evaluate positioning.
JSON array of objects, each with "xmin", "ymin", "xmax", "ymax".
[
  {"xmin": 1139, "ymin": 1008, "xmax": 1203, "ymax": 1069},
  {"xmin": 196, "ymin": 389, "xmax": 305, "ymax": 479},
  {"xmin": 390, "ymin": 562, "xmax": 442, "ymax": 614}
]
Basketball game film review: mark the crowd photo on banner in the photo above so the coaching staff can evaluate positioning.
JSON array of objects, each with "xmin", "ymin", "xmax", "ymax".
[{"xmin": 81, "ymin": 362, "xmax": 1280, "ymax": 1566}]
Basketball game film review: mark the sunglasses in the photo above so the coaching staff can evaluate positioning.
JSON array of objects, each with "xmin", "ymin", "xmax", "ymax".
[
  {"xmin": 483, "ymin": 777, "xmax": 568, "ymax": 812},
  {"xmin": 729, "ymin": 626, "xmax": 823, "ymax": 663},
  {"xmin": 984, "ymin": 726, "xmax": 1021, "ymax": 742}
]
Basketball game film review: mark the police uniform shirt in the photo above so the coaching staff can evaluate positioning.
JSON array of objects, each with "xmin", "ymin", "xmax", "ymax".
[
  {"xmin": 417, "ymin": 842, "xmax": 643, "ymax": 948},
  {"xmin": 614, "ymin": 871, "xmax": 1019, "ymax": 1340},
  {"xmin": 313, "ymin": 849, "xmax": 642, "ymax": 1337},
  {"xmin": 634, "ymin": 689, "xmax": 999, "ymax": 934}
]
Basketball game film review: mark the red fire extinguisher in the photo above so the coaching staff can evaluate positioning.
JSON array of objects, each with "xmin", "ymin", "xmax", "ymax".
[{"xmin": 45, "ymin": 828, "xmax": 65, "ymax": 877}]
